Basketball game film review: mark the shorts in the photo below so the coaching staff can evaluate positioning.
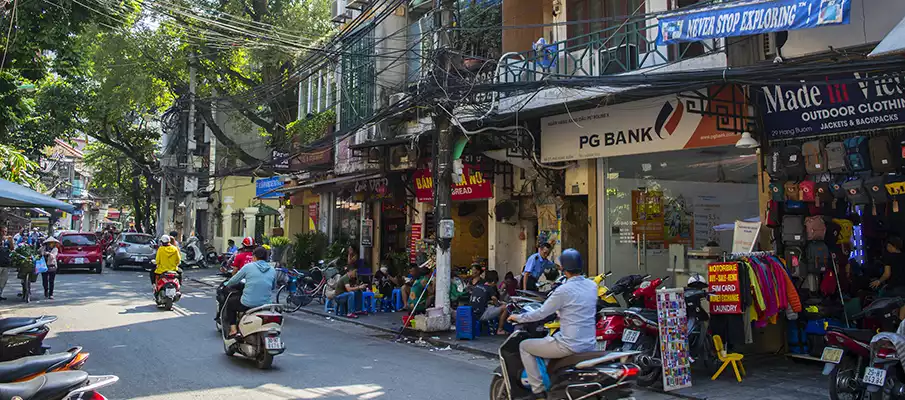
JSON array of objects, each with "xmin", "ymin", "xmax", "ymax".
[{"xmin": 481, "ymin": 305, "xmax": 503, "ymax": 321}]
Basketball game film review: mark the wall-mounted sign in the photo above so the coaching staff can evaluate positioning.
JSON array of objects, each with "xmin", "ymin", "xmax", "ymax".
[
  {"xmin": 255, "ymin": 177, "xmax": 285, "ymax": 199},
  {"xmin": 291, "ymin": 147, "xmax": 332, "ymax": 170},
  {"xmin": 540, "ymin": 91, "xmax": 741, "ymax": 162},
  {"xmin": 307, "ymin": 203, "xmax": 318, "ymax": 228},
  {"xmin": 412, "ymin": 163, "xmax": 493, "ymax": 202},
  {"xmin": 354, "ymin": 177, "xmax": 389, "ymax": 195},
  {"xmin": 757, "ymin": 70, "xmax": 905, "ymax": 139},
  {"xmin": 409, "ymin": 223, "xmax": 422, "ymax": 263},
  {"xmin": 272, "ymin": 150, "xmax": 291, "ymax": 170},
  {"xmin": 658, "ymin": 0, "xmax": 850, "ymax": 45},
  {"xmin": 361, "ymin": 219, "xmax": 374, "ymax": 247}
]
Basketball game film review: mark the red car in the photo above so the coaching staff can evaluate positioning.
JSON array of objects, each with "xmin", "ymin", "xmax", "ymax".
[{"xmin": 57, "ymin": 232, "xmax": 104, "ymax": 273}]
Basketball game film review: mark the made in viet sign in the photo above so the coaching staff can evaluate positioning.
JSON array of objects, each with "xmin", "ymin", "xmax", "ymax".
[
  {"xmin": 707, "ymin": 262, "xmax": 742, "ymax": 314},
  {"xmin": 412, "ymin": 164, "xmax": 492, "ymax": 202},
  {"xmin": 757, "ymin": 70, "xmax": 905, "ymax": 139},
  {"xmin": 657, "ymin": 0, "xmax": 850, "ymax": 45}
]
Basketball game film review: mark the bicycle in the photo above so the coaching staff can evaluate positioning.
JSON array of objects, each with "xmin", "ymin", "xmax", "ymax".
[{"xmin": 275, "ymin": 268, "xmax": 309, "ymax": 313}]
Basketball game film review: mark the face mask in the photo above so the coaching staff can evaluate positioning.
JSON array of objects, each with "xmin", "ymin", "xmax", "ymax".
[{"xmin": 380, "ymin": 267, "xmax": 388, "ymax": 274}]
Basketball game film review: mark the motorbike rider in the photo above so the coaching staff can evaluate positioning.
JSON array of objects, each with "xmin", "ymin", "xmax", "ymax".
[
  {"xmin": 153, "ymin": 235, "xmax": 182, "ymax": 288},
  {"xmin": 230, "ymin": 237, "xmax": 256, "ymax": 275},
  {"xmin": 507, "ymin": 248, "xmax": 597, "ymax": 400},
  {"xmin": 226, "ymin": 239, "xmax": 238, "ymax": 254},
  {"xmin": 222, "ymin": 246, "xmax": 276, "ymax": 337}
]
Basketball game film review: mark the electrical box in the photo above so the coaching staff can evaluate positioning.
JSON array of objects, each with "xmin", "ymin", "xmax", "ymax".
[
  {"xmin": 564, "ymin": 160, "xmax": 590, "ymax": 196},
  {"xmin": 438, "ymin": 219, "xmax": 455, "ymax": 239}
]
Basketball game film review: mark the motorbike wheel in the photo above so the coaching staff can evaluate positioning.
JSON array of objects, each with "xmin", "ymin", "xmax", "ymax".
[
  {"xmin": 830, "ymin": 356, "xmax": 865, "ymax": 400},
  {"xmin": 636, "ymin": 340, "xmax": 662, "ymax": 387},
  {"xmin": 489, "ymin": 376, "xmax": 508, "ymax": 400},
  {"xmin": 256, "ymin": 337, "xmax": 274, "ymax": 369},
  {"xmin": 163, "ymin": 299, "xmax": 173, "ymax": 311}
]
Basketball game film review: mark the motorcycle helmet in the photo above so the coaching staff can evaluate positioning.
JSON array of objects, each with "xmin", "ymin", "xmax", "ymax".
[
  {"xmin": 160, "ymin": 235, "xmax": 171, "ymax": 244},
  {"xmin": 687, "ymin": 273, "xmax": 708, "ymax": 289},
  {"xmin": 560, "ymin": 248, "xmax": 583, "ymax": 273},
  {"xmin": 241, "ymin": 237, "xmax": 254, "ymax": 247}
]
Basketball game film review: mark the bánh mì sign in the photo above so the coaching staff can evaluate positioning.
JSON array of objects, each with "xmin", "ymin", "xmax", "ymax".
[{"xmin": 412, "ymin": 163, "xmax": 492, "ymax": 202}]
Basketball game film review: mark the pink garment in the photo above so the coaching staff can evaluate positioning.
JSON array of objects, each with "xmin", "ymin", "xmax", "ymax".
[{"xmin": 750, "ymin": 259, "xmax": 777, "ymax": 329}]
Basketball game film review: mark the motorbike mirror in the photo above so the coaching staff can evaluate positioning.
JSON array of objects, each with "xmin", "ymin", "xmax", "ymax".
[
  {"xmin": 642, "ymin": 274, "xmax": 651, "ymax": 280},
  {"xmin": 604, "ymin": 271, "xmax": 613, "ymax": 277}
]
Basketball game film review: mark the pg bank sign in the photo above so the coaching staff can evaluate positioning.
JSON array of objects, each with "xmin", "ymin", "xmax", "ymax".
[{"xmin": 540, "ymin": 93, "xmax": 740, "ymax": 162}]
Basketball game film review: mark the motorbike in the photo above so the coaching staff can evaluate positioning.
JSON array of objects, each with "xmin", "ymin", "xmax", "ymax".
[
  {"xmin": 823, "ymin": 297, "xmax": 905, "ymax": 400},
  {"xmin": 180, "ymin": 236, "xmax": 206, "ymax": 268},
  {"xmin": 216, "ymin": 291, "xmax": 286, "ymax": 369},
  {"xmin": 595, "ymin": 275, "xmax": 651, "ymax": 351},
  {"xmin": 0, "ymin": 347, "xmax": 89, "ymax": 383},
  {"xmin": 154, "ymin": 271, "xmax": 182, "ymax": 311},
  {"xmin": 218, "ymin": 253, "xmax": 236, "ymax": 277},
  {"xmin": 489, "ymin": 302, "xmax": 641, "ymax": 400},
  {"xmin": 0, "ymin": 371, "xmax": 119, "ymax": 400},
  {"xmin": 864, "ymin": 325, "xmax": 905, "ymax": 399},
  {"xmin": 0, "ymin": 316, "xmax": 57, "ymax": 361}
]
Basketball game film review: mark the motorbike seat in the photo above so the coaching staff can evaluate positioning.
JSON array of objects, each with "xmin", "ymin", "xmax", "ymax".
[
  {"xmin": 827, "ymin": 326, "xmax": 875, "ymax": 344},
  {"xmin": 598, "ymin": 308, "xmax": 626, "ymax": 317},
  {"xmin": 0, "ymin": 351, "xmax": 75, "ymax": 382},
  {"xmin": 547, "ymin": 351, "xmax": 610, "ymax": 373},
  {"xmin": 0, "ymin": 318, "xmax": 37, "ymax": 334},
  {"xmin": 0, "ymin": 370, "xmax": 88, "ymax": 399},
  {"xmin": 624, "ymin": 309, "xmax": 658, "ymax": 326}
]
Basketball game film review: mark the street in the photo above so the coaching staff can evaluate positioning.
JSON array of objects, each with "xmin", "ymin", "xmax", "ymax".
[{"xmin": 0, "ymin": 269, "xmax": 678, "ymax": 400}]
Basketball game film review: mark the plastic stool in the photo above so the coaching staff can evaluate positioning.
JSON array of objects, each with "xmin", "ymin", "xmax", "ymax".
[
  {"xmin": 391, "ymin": 288, "xmax": 404, "ymax": 311},
  {"xmin": 362, "ymin": 291, "xmax": 376, "ymax": 313},
  {"xmin": 456, "ymin": 306, "xmax": 475, "ymax": 340},
  {"xmin": 325, "ymin": 298, "xmax": 336, "ymax": 314}
]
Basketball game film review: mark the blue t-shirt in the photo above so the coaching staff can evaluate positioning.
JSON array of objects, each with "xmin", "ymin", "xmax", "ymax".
[{"xmin": 524, "ymin": 252, "xmax": 553, "ymax": 279}]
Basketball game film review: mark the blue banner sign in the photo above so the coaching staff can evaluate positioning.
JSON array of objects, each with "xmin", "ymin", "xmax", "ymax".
[
  {"xmin": 757, "ymin": 71, "xmax": 905, "ymax": 140},
  {"xmin": 255, "ymin": 177, "xmax": 285, "ymax": 199},
  {"xmin": 657, "ymin": 0, "xmax": 851, "ymax": 45}
]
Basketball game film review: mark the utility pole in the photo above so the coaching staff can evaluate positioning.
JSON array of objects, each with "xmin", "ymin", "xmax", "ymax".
[
  {"xmin": 184, "ymin": 62, "xmax": 197, "ymax": 240},
  {"xmin": 430, "ymin": 0, "xmax": 456, "ymax": 324}
]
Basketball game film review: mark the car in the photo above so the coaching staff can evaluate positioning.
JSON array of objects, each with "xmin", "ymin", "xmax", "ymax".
[
  {"xmin": 57, "ymin": 232, "xmax": 104, "ymax": 273},
  {"xmin": 109, "ymin": 233, "xmax": 156, "ymax": 270}
]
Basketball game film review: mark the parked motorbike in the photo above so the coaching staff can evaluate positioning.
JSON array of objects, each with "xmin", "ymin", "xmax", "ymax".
[
  {"xmin": 0, "ymin": 347, "xmax": 89, "ymax": 383},
  {"xmin": 864, "ymin": 326, "xmax": 905, "ymax": 399},
  {"xmin": 0, "ymin": 371, "xmax": 119, "ymax": 400},
  {"xmin": 823, "ymin": 297, "xmax": 905, "ymax": 400},
  {"xmin": 489, "ymin": 303, "xmax": 641, "ymax": 400},
  {"xmin": 0, "ymin": 316, "xmax": 57, "ymax": 361},
  {"xmin": 595, "ymin": 275, "xmax": 651, "ymax": 351},
  {"xmin": 180, "ymin": 236, "xmax": 206, "ymax": 268},
  {"xmin": 216, "ymin": 292, "xmax": 285, "ymax": 369},
  {"xmin": 154, "ymin": 271, "xmax": 182, "ymax": 311}
]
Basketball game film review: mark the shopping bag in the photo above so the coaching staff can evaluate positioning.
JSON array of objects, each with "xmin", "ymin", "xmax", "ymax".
[{"xmin": 34, "ymin": 257, "xmax": 48, "ymax": 274}]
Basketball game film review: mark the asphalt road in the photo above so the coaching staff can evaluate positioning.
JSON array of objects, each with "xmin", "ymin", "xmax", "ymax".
[{"xmin": 0, "ymin": 268, "xmax": 679, "ymax": 400}]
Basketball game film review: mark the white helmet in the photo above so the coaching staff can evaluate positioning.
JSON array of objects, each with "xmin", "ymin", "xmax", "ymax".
[
  {"xmin": 160, "ymin": 235, "xmax": 171, "ymax": 244},
  {"xmin": 687, "ymin": 273, "xmax": 707, "ymax": 286}
]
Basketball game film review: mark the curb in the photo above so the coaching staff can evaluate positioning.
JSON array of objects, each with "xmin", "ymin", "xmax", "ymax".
[{"xmin": 189, "ymin": 277, "xmax": 497, "ymax": 358}]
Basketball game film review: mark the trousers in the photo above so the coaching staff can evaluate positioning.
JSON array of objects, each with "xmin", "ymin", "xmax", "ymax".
[
  {"xmin": 519, "ymin": 336, "xmax": 574, "ymax": 394},
  {"xmin": 224, "ymin": 295, "xmax": 250, "ymax": 326},
  {"xmin": 0, "ymin": 268, "xmax": 9, "ymax": 296},
  {"xmin": 41, "ymin": 271, "xmax": 56, "ymax": 296}
]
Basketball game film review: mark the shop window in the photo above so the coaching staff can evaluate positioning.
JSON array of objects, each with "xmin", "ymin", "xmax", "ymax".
[
  {"xmin": 214, "ymin": 214, "xmax": 222, "ymax": 238},
  {"xmin": 230, "ymin": 212, "xmax": 242, "ymax": 237},
  {"xmin": 603, "ymin": 146, "xmax": 759, "ymax": 279}
]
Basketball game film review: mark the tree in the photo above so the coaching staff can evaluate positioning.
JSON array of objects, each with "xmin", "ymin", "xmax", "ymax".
[
  {"xmin": 83, "ymin": 142, "xmax": 157, "ymax": 233},
  {"xmin": 0, "ymin": 143, "xmax": 42, "ymax": 189}
]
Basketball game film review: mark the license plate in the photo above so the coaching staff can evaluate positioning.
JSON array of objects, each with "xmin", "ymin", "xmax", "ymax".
[
  {"xmin": 622, "ymin": 329, "xmax": 640, "ymax": 344},
  {"xmin": 821, "ymin": 347, "xmax": 844, "ymax": 364},
  {"xmin": 596, "ymin": 340, "xmax": 608, "ymax": 351},
  {"xmin": 864, "ymin": 367, "xmax": 887, "ymax": 387},
  {"xmin": 165, "ymin": 288, "xmax": 176, "ymax": 297},
  {"xmin": 134, "ymin": 256, "xmax": 146, "ymax": 262},
  {"xmin": 74, "ymin": 258, "xmax": 86, "ymax": 264},
  {"xmin": 264, "ymin": 336, "xmax": 282, "ymax": 350}
]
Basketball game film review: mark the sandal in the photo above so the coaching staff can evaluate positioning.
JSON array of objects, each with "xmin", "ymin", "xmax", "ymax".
[{"xmin": 345, "ymin": 313, "xmax": 359, "ymax": 319}]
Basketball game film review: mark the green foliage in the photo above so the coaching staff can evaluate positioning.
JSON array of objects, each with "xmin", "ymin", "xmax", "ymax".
[
  {"xmin": 327, "ymin": 233, "xmax": 354, "ymax": 262},
  {"xmin": 456, "ymin": 3, "xmax": 502, "ymax": 58},
  {"xmin": 290, "ymin": 231, "xmax": 329, "ymax": 269},
  {"xmin": 0, "ymin": 144, "xmax": 43, "ymax": 190},
  {"xmin": 11, "ymin": 245, "xmax": 38, "ymax": 271},
  {"xmin": 83, "ymin": 142, "xmax": 157, "ymax": 233},
  {"xmin": 285, "ymin": 109, "xmax": 335, "ymax": 146}
]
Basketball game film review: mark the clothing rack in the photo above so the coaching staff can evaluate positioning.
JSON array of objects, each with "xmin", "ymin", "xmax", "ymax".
[{"xmin": 722, "ymin": 251, "xmax": 775, "ymax": 262}]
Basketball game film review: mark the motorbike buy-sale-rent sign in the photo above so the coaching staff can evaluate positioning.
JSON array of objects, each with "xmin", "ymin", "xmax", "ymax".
[{"xmin": 707, "ymin": 262, "xmax": 742, "ymax": 314}]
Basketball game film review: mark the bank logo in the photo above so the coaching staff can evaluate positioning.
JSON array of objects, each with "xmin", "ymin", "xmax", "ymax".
[{"xmin": 654, "ymin": 101, "xmax": 685, "ymax": 139}]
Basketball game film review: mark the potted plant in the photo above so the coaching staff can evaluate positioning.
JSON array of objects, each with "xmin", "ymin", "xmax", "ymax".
[{"xmin": 270, "ymin": 236, "xmax": 291, "ymax": 264}]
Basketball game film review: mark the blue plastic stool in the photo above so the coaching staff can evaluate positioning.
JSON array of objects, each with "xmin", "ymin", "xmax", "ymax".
[
  {"xmin": 391, "ymin": 288, "xmax": 404, "ymax": 311},
  {"xmin": 362, "ymin": 291, "xmax": 376, "ymax": 313},
  {"xmin": 456, "ymin": 306, "xmax": 475, "ymax": 340},
  {"xmin": 325, "ymin": 298, "xmax": 336, "ymax": 314}
]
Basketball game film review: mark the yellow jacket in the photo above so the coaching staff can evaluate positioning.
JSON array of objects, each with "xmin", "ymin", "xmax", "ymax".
[{"xmin": 155, "ymin": 244, "xmax": 181, "ymax": 274}]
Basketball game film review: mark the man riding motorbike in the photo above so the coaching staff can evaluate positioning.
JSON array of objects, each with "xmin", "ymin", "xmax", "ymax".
[
  {"xmin": 507, "ymin": 248, "xmax": 597, "ymax": 400},
  {"xmin": 153, "ymin": 235, "xmax": 182, "ymax": 287},
  {"xmin": 230, "ymin": 237, "xmax": 256, "ymax": 275},
  {"xmin": 222, "ymin": 246, "xmax": 276, "ymax": 337}
]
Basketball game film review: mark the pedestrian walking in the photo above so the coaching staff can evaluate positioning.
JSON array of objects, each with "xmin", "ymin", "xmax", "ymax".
[
  {"xmin": 40, "ymin": 237, "xmax": 59, "ymax": 299},
  {"xmin": 0, "ymin": 225, "xmax": 12, "ymax": 301}
]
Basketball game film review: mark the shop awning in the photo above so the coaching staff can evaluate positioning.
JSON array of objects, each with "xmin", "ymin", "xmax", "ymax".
[
  {"xmin": 869, "ymin": 15, "xmax": 905, "ymax": 57},
  {"xmin": 0, "ymin": 178, "xmax": 76, "ymax": 213},
  {"xmin": 272, "ymin": 172, "xmax": 383, "ymax": 195}
]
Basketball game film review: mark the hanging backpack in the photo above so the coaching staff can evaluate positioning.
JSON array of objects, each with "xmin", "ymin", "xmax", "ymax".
[
  {"xmin": 782, "ymin": 215, "xmax": 806, "ymax": 246},
  {"xmin": 826, "ymin": 142, "xmax": 850, "ymax": 173},
  {"xmin": 770, "ymin": 182, "xmax": 785, "ymax": 202},
  {"xmin": 832, "ymin": 218, "xmax": 854, "ymax": 244},
  {"xmin": 802, "ymin": 140, "xmax": 827, "ymax": 174},
  {"xmin": 831, "ymin": 179, "xmax": 848, "ymax": 199},
  {"xmin": 824, "ymin": 218, "xmax": 842, "ymax": 245},
  {"xmin": 844, "ymin": 136, "xmax": 872, "ymax": 172},
  {"xmin": 785, "ymin": 201, "xmax": 808, "ymax": 215},
  {"xmin": 805, "ymin": 241, "xmax": 831, "ymax": 274},
  {"xmin": 805, "ymin": 216, "xmax": 827, "ymax": 241},
  {"xmin": 765, "ymin": 200, "xmax": 781, "ymax": 228},
  {"xmin": 782, "ymin": 145, "xmax": 807, "ymax": 180},
  {"xmin": 800, "ymin": 180, "xmax": 816, "ymax": 202},
  {"xmin": 870, "ymin": 136, "xmax": 898, "ymax": 173},
  {"xmin": 815, "ymin": 182, "xmax": 834, "ymax": 203},
  {"xmin": 843, "ymin": 179, "xmax": 870, "ymax": 205},
  {"xmin": 766, "ymin": 148, "xmax": 785, "ymax": 181},
  {"xmin": 784, "ymin": 246, "xmax": 804, "ymax": 277},
  {"xmin": 886, "ymin": 174, "xmax": 905, "ymax": 212},
  {"xmin": 784, "ymin": 182, "xmax": 801, "ymax": 201},
  {"xmin": 866, "ymin": 175, "xmax": 889, "ymax": 205}
]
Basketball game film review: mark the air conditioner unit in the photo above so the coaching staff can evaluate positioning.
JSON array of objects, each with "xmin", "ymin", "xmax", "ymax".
[
  {"xmin": 388, "ymin": 92, "xmax": 406, "ymax": 107},
  {"xmin": 331, "ymin": 0, "xmax": 349, "ymax": 23},
  {"xmin": 762, "ymin": 32, "xmax": 778, "ymax": 60}
]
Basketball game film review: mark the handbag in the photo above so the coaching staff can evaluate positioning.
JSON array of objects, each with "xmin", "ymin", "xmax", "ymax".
[{"xmin": 34, "ymin": 257, "xmax": 48, "ymax": 274}]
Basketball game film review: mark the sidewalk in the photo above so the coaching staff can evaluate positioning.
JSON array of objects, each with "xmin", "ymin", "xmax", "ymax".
[{"xmin": 189, "ymin": 271, "xmax": 829, "ymax": 400}]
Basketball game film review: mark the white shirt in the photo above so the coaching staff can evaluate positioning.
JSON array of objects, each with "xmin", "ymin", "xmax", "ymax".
[{"xmin": 514, "ymin": 275, "xmax": 598, "ymax": 353}]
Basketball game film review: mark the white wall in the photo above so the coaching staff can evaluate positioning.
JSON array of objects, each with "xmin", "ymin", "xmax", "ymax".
[{"xmin": 782, "ymin": 0, "xmax": 905, "ymax": 58}]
